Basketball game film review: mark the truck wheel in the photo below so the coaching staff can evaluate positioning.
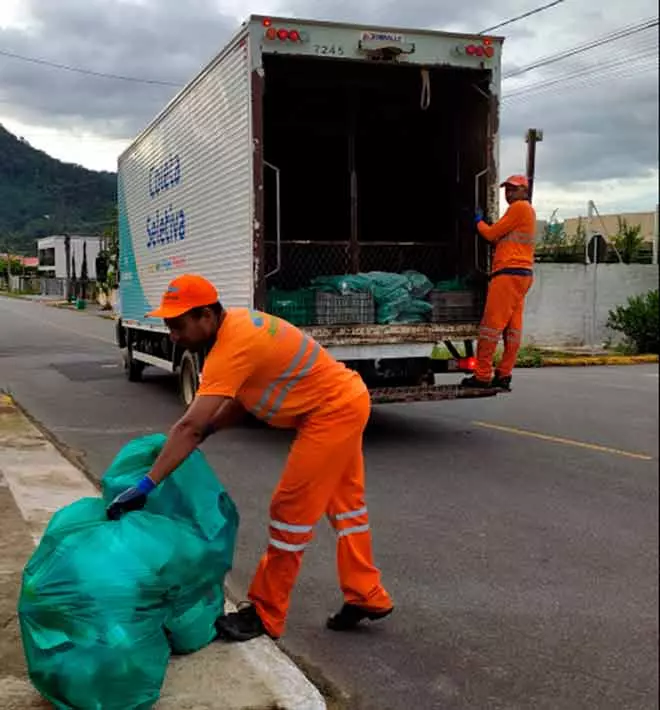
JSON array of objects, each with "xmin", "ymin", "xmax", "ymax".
[
  {"xmin": 179, "ymin": 351, "xmax": 199, "ymax": 408},
  {"xmin": 125, "ymin": 345, "xmax": 144, "ymax": 382}
]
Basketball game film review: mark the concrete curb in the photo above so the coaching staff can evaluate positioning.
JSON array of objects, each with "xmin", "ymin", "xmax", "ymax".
[
  {"xmin": 0, "ymin": 396, "xmax": 326, "ymax": 710},
  {"xmin": 539, "ymin": 354, "xmax": 658, "ymax": 367}
]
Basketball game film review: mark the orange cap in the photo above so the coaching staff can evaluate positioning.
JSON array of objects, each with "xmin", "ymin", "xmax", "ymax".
[
  {"xmin": 500, "ymin": 174, "xmax": 529, "ymax": 189},
  {"xmin": 146, "ymin": 274, "xmax": 218, "ymax": 319}
]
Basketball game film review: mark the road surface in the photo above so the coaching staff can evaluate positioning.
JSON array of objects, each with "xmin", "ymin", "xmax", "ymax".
[{"xmin": 1, "ymin": 295, "xmax": 658, "ymax": 710}]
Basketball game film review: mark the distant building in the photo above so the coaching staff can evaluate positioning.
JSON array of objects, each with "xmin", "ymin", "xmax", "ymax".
[
  {"xmin": 37, "ymin": 235, "xmax": 103, "ymax": 279},
  {"xmin": 563, "ymin": 211, "xmax": 656, "ymax": 242},
  {"xmin": 0, "ymin": 254, "xmax": 38, "ymax": 268}
]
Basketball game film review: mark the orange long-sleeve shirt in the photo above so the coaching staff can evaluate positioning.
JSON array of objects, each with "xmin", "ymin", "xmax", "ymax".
[{"xmin": 477, "ymin": 200, "xmax": 536, "ymax": 273}]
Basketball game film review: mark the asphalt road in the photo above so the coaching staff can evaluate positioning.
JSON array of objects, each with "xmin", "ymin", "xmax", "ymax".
[{"xmin": 1, "ymin": 295, "xmax": 658, "ymax": 710}]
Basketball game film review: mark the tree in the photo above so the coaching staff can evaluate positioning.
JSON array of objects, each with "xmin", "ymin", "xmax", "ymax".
[
  {"xmin": 614, "ymin": 218, "xmax": 644, "ymax": 264},
  {"xmin": 571, "ymin": 217, "xmax": 587, "ymax": 249}
]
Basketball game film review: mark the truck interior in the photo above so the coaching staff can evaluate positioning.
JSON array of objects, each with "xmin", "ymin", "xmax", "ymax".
[{"xmin": 261, "ymin": 53, "xmax": 495, "ymax": 319}]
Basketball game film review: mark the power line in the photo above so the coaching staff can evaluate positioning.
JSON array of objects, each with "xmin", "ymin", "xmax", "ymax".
[
  {"xmin": 503, "ymin": 52, "xmax": 658, "ymax": 101},
  {"xmin": 503, "ymin": 17, "xmax": 659, "ymax": 79},
  {"xmin": 480, "ymin": 0, "xmax": 567, "ymax": 34},
  {"xmin": 0, "ymin": 48, "xmax": 182, "ymax": 87},
  {"xmin": 505, "ymin": 35, "xmax": 659, "ymax": 96}
]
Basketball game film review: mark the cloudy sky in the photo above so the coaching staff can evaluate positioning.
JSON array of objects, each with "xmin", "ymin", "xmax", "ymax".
[{"xmin": 0, "ymin": 0, "xmax": 657, "ymax": 221}]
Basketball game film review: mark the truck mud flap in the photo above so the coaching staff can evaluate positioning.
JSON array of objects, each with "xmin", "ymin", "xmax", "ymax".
[{"xmin": 369, "ymin": 384, "xmax": 500, "ymax": 405}]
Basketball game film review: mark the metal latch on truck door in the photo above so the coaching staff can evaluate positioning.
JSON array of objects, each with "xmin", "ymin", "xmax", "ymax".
[{"xmin": 358, "ymin": 31, "xmax": 415, "ymax": 59}]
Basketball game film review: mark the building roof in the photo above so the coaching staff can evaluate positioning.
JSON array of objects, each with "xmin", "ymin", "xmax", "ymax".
[{"xmin": 563, "ymin": 211, "xmax": 656, "ymax": 242}]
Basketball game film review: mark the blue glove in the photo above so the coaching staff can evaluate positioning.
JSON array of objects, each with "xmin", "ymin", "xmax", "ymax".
[
  {"xmin": 474, "ymin": 209, "xmax": 484, "ymax": 225},
  {"xmin": 106, "ymin": 476, "xmax": 156, "ymax": 520}
]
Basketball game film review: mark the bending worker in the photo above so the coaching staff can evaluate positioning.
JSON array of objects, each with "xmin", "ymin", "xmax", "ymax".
[
  {"xmin": 462, "ymin": 174, "xmax": 536, "ymax": 390},
  {"xmin": 106, "ymin": 274, "xmax": 393, "ymax": 641}
]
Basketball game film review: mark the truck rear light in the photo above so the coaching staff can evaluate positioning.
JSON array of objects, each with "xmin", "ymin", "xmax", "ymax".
[
  {"xmin": 263, "ymin": 18, "xmax": 273, "ymax": 27},
  {"xmin": 458, "ymin": 357, "xmax": 477, "ymax": 371},
  {"xmin": 265, "ymin": 27, "xmax": 277, "ymax": 40},
  {"xmin": 277, "ymin": 29, "xmax": 289, "ymax": 40},
  {"xmin": 463, "ymin": 41, "xmax": 494, "ymax": 58},
  {"xmin": 289, "ymin": 30, "xmax": 301, "ymax": 42}
]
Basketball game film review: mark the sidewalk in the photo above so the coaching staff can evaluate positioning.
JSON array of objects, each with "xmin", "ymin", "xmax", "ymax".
[{"xmin": 0, "ymin": 395, "xmax": 326, "ymax": 710}]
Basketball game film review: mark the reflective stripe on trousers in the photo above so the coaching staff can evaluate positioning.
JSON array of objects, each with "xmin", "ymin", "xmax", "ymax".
[
  {"xmin": 268, "ymin": 518, "xmax": 313, "ymax": 553},
  {"xmin": 329, "ymin": 506, "xmax": 370, "ymax": 538}
]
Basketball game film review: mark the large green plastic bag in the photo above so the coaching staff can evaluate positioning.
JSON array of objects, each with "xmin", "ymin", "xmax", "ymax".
[
  {"xmin": 19, "ymin": 436, "xmax": 240, "ymax": 709},
  {"xmin": 403, "ymin": 270, "xmax": 433, "ymax": 299},
  {"xmin": 19, "ymin": 498, "xmax": 174, "ymax": 710},
  {"xmin": 100, "ymin": 434, "xmax": 239, "ymax": 653}
]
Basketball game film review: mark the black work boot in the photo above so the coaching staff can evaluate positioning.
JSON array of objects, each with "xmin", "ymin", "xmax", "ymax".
[
  {"xmin": 326, "ymin": 603, "xmax": 394, "ymax": 632},
  {"xmin": 491, "ymin": 372, "xmax": 512, "ymax": 391},
  {"xmin": 460, "ymin": 375, "xmax": 492, "ymax": 389},
  {"xmin": 215, "ymin": 602, "xmax": 274, "ymax": 642}
]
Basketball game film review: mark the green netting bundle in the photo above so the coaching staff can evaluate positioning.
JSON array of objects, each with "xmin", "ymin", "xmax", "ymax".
[{"xmin": 18, "ymin": 434, "xmax": 239, "ymax": 710}]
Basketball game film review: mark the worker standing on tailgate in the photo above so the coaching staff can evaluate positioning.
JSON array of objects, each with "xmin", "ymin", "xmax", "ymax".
[
  {"xmin": 462, "ymin": 175, "xmax": 536, "ymax": 390},
  {"xmin": 106, "ymin": 274, "xmax": 393, "ymax": 641}
]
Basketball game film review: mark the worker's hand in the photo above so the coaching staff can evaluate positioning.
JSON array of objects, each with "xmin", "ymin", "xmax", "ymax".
[
  {"xmin": 106, "ymin": 477, "xmax": 155, "ymax": 520},
  {"xmin": 474, "ymin": 208, "xmax": 484, "ymax": 225}
]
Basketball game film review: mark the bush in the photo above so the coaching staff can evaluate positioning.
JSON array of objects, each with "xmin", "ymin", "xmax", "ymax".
[{"xmin": 607, "ymin": 289, "xmax": 659, "ymax": 354}]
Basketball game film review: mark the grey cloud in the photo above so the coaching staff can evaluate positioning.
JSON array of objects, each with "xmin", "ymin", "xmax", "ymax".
[
  {"xmin": 0, "ymin": 0, "xmax": 236, "ymax": 137},
  {"xmin": 0, "ymin": 0, "xmax": 657, "ymax": 190}
]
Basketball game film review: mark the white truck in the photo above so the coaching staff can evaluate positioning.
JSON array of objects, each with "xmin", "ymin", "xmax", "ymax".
[{"xmin": 117, "ymin": 15, "xmax": 504, "ymax": 407}]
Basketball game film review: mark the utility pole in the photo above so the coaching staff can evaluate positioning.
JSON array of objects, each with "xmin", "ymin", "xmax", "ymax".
[{"xmin": 525, "ymin": 128, "xmax": 544, "ymax": 204}]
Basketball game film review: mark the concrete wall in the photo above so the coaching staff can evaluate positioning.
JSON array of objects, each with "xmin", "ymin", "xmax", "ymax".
[
  {"xmin": 524, "ymin": 263, "xmax": 659, "ymax": 347},
  {"xmin": 37, "ymin": 236, "xmax": 102, "ymax": 279}
]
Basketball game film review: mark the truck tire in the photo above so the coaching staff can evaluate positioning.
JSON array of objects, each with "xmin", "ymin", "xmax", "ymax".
[
  {"xmin": 179, "ymin": 351, "xmax": 200, "ymax": 408},
  {"xmin": 125, "ymin": 345, "xmax": 145, "ymax": 382}
]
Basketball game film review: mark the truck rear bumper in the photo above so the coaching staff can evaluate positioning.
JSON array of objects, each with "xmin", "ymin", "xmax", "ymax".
[
  {"xmin": 305, "ymin": 322, "xmax": 479, "ymax": 347},
  {"xmin": 369, "ymin": 383, "xmax": 499, "ymax": 404}
]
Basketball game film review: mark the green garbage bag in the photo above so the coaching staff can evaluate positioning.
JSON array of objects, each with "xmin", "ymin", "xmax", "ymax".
[
  {"xmin": 19, "ymin": 498, "xmax": 174, "ymax": 710},
  {"xmin": 19, "ymin": 436, "xmax": 240, "ymax": 709},
  {"xmin": 100, "ymin": 433, "xmax": 239, "ymax": 653}
]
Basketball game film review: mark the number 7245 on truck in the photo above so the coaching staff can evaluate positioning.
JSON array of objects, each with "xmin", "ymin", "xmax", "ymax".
[{"xmin": 116, "ymin": 15, "xmax": 505, "ymax": 407}]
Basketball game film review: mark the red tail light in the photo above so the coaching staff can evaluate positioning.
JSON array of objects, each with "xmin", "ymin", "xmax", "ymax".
[
  {"xmin": 289, "ymin": 30, "xmax": 301, "ymax": 42},
  {"xmin": 265, "ymin": 27, "xmax": 276, "ymax": 40},
  {"xmin": 277, "ymin": 29, "xmax": 289, "ymax": 40},
  {"xmin": 458, "ymin": 357, "xmax": 477, "ymax": 371}
]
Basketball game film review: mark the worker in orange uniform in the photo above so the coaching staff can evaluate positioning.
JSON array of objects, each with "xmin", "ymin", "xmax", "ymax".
[
  {"xmin": 106, "ymin": 274, "xmax": 393, "ymax": 641},
  {"xmin": 461, "ymin": 174, "xmax": 536, "ymax": 390}
]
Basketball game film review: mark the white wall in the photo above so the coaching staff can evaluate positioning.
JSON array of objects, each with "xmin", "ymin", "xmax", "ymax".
[
  {"xmin": 524, "ymin": 263, "xmax": 659, "ymax": 347},
  {"xmin": 37, "ymin": 236, "xmax": 102, "ymax": 279}
]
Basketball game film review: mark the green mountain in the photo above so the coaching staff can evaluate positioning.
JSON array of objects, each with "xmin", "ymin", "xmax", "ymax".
[{"xmin": 0, "ymin": 124, "xmax": 117, "ymax": 255}]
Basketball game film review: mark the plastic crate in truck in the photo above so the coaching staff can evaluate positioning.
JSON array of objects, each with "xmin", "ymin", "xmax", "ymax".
[{"xmin": 117, "ymin": 15, "xmax": 504, "ymax": 407}]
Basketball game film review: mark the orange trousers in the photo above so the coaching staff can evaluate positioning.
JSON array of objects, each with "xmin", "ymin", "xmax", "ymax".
[
  {"xmin": 475, "ymin": 274, "xmax": 533, "ymax": 382},
  {"xmin": 247, "ymin": 391, "xmax": 392, "ymax": 638}
]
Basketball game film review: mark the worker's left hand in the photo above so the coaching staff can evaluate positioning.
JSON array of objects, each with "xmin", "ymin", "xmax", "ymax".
[
  {"xmin": 106, "ymin": 476, "xmax": 156, "ymax": 520},
  {"xmin": 106, "ymin": 487, "xmax": 148, "ymax": 520},
  {"xmin": 474, "ymin": 208, "xmax": 484, "ymax": 225}
]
